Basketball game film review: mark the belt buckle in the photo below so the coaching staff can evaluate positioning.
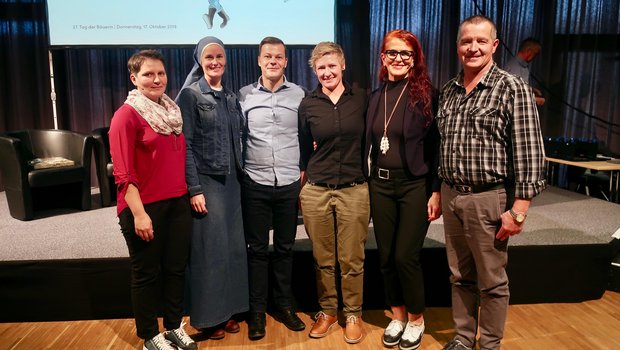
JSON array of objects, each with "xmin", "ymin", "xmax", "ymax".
[
  {"xmin": 326, "ymin": 183, "xmax": 338, "ymax": 190},
  {"xmin": 454, "ymin": 184, "xmax": 472, "ymax": 193},
  {"xmin": 378, "ymin": 168, "xmax": 389, "ymax": 180}
]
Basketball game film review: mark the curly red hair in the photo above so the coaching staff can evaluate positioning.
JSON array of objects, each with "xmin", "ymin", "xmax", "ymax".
[{"xmin": 379, "ymin": 30, "xmax": 433, "ymax": 125}]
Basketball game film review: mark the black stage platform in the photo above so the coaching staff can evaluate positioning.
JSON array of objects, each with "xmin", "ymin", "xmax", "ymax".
[{"xmin": 1, "ymin": 187, "xmax": 619, "ymax": 322}]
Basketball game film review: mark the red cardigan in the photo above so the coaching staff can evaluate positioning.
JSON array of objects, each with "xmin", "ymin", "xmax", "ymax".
[{"xmin": 109, "ymin": 104, "xmax": 188, "ymax": 215}]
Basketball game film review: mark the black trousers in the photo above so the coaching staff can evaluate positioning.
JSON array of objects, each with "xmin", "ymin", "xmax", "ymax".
[
  {"xmin": 370, "ymin": 175, "xmax": 429, "ymax": 314},
  {"xmin": 119, "ymin": 194, "xmax": 191, "ymax": 340},
  {"xmin": 241, "ymin": 175, "xmax": 300, "ymax": 313}
]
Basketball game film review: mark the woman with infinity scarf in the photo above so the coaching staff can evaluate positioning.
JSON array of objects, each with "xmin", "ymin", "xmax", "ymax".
[{"xmin": 109, "ymin": 50, "xmax": 196, "ymax": 350}]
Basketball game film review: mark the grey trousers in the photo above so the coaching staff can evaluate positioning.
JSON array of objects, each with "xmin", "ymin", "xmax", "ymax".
[{"xmin": 441, "ymin": 182, "xmax": 510, "ymax": 350}]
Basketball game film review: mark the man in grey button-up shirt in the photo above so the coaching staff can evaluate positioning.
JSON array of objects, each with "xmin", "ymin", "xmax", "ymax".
[
  {"xmin": 237, "ymin": 36, "xmax": 307, "ymax": 341},
  {"xmin": 504, "ymin": 37, "xmax": 545, "ymax": 106}
]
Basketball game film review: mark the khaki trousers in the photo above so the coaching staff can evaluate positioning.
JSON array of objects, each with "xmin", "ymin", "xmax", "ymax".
[
  {"xmin": 441, "ymin": 182, "xmax": 510, "ymax": 350},
  {"xmin": 300, "ymin": 182, "xmax": 370, "ymax": 317}
]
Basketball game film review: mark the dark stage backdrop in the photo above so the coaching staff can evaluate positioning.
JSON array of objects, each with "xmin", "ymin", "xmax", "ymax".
[
  {"xmin": 1, "ymin": 0, "xmax": 619, "ymax": 151},
  {"xmin": 0, "ymin": 0, "xmax": 370, "ymax": 134}
]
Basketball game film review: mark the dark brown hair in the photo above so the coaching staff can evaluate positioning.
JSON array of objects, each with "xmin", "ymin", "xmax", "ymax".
[
  {"xmin": 259, "ymin": 36, "xmax": 286, "ymax": 55},
  {"xmin": 127, "ymin": 50, "xmax": 166, "ymax": 74}
]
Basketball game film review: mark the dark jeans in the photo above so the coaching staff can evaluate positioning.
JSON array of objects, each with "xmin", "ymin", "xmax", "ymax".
[
  {"xmin": 370, "ymin": 175, "xmax": 429, "ymax": 314},
  {"xmin": 119, "ymin": 194, "xmax": 191, "ymax": 340},
  {"xmin": 241, "ymin": 175, "xmax": 300, "ymax": 313}
]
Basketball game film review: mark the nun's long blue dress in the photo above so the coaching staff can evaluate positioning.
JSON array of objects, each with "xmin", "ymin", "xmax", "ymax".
[{"xmin": 179, "ymin": 79, "xmax": 249, "ymax": 329}]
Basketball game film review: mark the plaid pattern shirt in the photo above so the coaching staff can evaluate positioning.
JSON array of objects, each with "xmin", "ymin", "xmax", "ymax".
[{"xmin": 437, "ymin": 63, "xmax": 546, "ymax": 199}]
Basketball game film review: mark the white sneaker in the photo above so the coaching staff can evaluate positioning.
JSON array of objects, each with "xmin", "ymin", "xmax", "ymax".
[
  {"xmin": 383, "ymin": 319, "xmax": 406, "ymax": 347},
  {"xmin": 399, "ymin": 321, "xmax": 424, "ymax": 350}
]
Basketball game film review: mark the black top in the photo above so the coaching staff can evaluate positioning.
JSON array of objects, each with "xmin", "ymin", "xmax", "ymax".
[
  {"xmin": 298, "ymin": 82, "xmax": 368, "ymax": 185},
  {"xmin": 364, "ymin": 82, "xmax": 442, "ymax": 192},
  {"xmin": 372, "ymin": 78, "xmax": 408, "ymax": 169}
]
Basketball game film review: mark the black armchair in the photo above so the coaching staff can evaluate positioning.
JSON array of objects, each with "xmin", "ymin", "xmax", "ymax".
[
  {"xmin": 0, "ymin": 129, "xmax": 94, "ymax": 220},
  {"xmin": 91, "ymin": 127, "xmax": 116, "ymax": 207}
]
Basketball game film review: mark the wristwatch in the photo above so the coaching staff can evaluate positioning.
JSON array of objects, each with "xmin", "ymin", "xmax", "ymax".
[{"xmin": 509, "ymin": 209, "xmax": 527, "ymax": 224}]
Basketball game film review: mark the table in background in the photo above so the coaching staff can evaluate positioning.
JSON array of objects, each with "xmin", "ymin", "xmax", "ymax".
[{"xmin": 546, "ymin": 157, "xmax": 620, "ymax": 202}]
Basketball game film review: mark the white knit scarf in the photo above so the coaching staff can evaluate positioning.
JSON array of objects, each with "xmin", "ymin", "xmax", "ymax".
[{"xmin": 125, "ymin": 89, "xmax": 183, "ymax": 135}]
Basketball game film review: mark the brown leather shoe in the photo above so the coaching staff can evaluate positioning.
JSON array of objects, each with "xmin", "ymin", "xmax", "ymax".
[
  {"xmin": 202, "ymin": 326, "xmax": 225, "ymax": 340},
  {"xmin": 309, "ymin": 311, "xmax": 338, "ymax": 338},
  {"xmin": 225, "ymin": 319, "xmax": 240, "ymax": 333},
  {"xmin": 344, "ymin": 315, "xmax": 363, "ymax": 344}
]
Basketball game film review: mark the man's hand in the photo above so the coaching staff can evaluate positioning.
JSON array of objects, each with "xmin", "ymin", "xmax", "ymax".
[
  {"xmin": 496, "ymin": 198, "xmax": 531, "ymax": 240},
  {"xmin": 533, "ymin": 88, "xmax": 545, "ymax": 106},
  {"xmin": 535, "ymin": 96, "xmax": 545, "ymax": 106},
  {"xmin": 496, "ymin": 211, "xmax": 523, "ymax": 241}
]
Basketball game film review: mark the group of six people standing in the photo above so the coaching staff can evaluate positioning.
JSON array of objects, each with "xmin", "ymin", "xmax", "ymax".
[{"xmin": 109, "ymin": 14, "xmax": 545, "ymax": 350}]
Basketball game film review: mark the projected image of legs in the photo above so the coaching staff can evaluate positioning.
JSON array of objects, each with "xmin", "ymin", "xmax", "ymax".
[{"xmin": 203, "ymin": 0, "xmax": 230, "ymax": 29}]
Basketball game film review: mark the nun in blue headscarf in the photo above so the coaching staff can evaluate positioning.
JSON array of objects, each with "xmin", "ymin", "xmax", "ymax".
[{"xmin": 176, "ymin": 36, "xmax": 248, "ymax": 338}]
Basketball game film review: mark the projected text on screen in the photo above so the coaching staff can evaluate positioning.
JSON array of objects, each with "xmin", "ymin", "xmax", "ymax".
[{"xmin": 47, "ymin": 0, "xmax": 335, "ymax": 46}]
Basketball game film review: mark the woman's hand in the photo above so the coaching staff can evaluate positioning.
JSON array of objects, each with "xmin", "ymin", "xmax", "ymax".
[
  {"xmin": 134, "ymin": 212, "xmax": 154, "ymax": 241},
  {"xmin": 427, "ymin": 191, "xmax": 442, "ymax": 221},
  {"xmin": 124, "ymin": 183, "xmax": 154, "ymax": 241},
  {"xmin": 191, "ymin": 193, "xmax": 208, "ymax": 214}
]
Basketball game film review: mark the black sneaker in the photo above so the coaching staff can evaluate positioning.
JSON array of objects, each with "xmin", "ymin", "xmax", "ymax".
[
  {"xmin": 248, "ymin": 311, "xmax": 266, "ymax": 340},
  {"xmin": 443, "ymin": 339, "xmax": 472, "ymax": 350},
  {"xmin": 143, "ymin": 333, "xmax": 174, "ymax": 350},
  {"xmin": 273, "ymin": 309, "xmax": 306, "ymax": 331},
  {"xmin": 164, "ymin": 322, "xmax": 197, "ymax": 350}
]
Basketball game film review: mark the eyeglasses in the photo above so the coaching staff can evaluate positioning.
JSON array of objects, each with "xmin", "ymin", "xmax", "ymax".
[{"xmin": 384, "ymin": 50, "xmax": 414, "ymax": 61}]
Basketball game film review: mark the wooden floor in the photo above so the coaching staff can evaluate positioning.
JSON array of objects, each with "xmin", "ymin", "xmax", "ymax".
[{"xmin": 2, "ymin": 291, "xmax": 620, "ymax": 350}]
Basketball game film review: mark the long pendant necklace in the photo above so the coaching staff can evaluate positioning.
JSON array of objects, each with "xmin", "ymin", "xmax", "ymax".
[{"xmin": 380, "ymin": 82, "xmax": 408, "ymax": 155}]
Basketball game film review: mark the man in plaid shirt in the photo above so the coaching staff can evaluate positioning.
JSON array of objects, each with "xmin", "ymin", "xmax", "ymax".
[{"xmin": 437, "ymin": 15, "xmax": 546, "ymax": 350}]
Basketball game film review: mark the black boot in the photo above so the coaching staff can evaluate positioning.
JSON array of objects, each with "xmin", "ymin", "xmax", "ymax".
[
  {"xmin": 247, "ymin": 311, "xmax": 266, "ymax": 340},
  {"xmin": 273, "ymin": 309, "xmax": 305, "ymax": 331}
]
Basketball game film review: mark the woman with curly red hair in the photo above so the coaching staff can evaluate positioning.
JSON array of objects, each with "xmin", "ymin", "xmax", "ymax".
[{"xmin": 364, "ymin": 29, "xmax": 442, "ymax": 350}]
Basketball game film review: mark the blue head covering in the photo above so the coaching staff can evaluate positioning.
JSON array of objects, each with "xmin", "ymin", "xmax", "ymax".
[{"xmin": 180, "ymin": 36, "xmax": 225, "ymax": 90}]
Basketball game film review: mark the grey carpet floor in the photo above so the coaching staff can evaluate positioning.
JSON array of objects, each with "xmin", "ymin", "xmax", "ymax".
[{"xmin": 1, "ymin": 186, "xmax": 619, "ymax": 261}]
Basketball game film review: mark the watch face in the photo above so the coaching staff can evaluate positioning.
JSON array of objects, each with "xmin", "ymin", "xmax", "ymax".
[
  {"xmin": 516, "ymin": 214, "xmax": 525, "ymax": 223},
  {"xmin": 510, "ymin": 209, "xmax": 526, "ymax": 223}
]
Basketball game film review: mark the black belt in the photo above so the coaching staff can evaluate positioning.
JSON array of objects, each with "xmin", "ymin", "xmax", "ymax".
[
  {"xmin": 374, "ymin": 167, "xmax": 423, "ymax": 180},
  {"xmin": 309, "ymin": 180, "xmax": 366, "ymax": 190},
  {"xmin": 448, "ymin": 182, "xmax": 504, "ymax": 194}
]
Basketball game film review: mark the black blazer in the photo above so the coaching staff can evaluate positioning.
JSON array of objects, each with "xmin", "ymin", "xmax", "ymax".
[{"xmin": 364, "ymin": 84, "xmax": 441, "ymax": 193}]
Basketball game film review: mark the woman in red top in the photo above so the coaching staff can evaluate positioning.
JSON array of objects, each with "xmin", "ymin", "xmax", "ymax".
[{"xmin": 109, "ymin": 50, "xmax": 196, "ymax": 350}]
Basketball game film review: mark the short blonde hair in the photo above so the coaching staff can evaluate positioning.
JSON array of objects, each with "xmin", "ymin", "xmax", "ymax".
[{"xmin": 308, "ymin": 41, "xmax": 345, "ymax": 70}]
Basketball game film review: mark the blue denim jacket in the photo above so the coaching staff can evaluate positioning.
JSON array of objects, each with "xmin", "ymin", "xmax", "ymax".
[{"xmin": 177, "ymin": 78, "xmax": 245, "ymax": 196}]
